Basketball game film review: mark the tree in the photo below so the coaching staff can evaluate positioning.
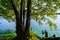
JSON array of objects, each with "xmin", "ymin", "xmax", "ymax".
[
  {"xmin": 0, "ymin": 0, "xmax": 60, "ymax": 40},
  {"xmin": 24, "ymin": 0, "xmax": 31, "ymax": 40},
  {"xmin": 11, "ymin": 0, "xmax": 31, "ymax": 40},
  {"xmin": 11, "ymin": 0, "xmax": 25, "ymax": 40}
]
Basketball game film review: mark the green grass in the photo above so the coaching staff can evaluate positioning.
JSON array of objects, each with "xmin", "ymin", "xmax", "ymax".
[{"xmin": 0, "ymin": 33, "xmax": 16, "ymax": 37}]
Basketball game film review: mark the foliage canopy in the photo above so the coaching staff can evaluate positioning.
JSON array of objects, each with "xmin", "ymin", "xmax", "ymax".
[{"xmin": 0, "ymin": 0, "xmax": 60, "ymax": 29}]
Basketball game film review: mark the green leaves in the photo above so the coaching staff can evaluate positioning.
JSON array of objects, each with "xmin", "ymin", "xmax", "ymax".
[
  {"xmin": 31, "ymin": 0, "xmax": 59, "ymax": 30},
  {"xmin": 29, "ymin": 29, "xmax": 39, "ymax": 40},
  {"xmin": 57, "ymin": 0, "xmax": 60, "ymax": 4},
  {"xmin": 0, "ymin": 0, "xmax": 59, "ymax": 29},
  {"xmin": 46, "ymin": 20, "xmax": 57, "ymax": 30},
  {"xmin": 0, "ymin": 0, "xmax": 12, "ymax": 10},
  {"xmin": 0, "ymin": 0, "xmax": 16, "ymax": 22}
]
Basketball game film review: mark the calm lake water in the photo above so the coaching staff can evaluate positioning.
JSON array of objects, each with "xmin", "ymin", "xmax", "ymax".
[{"xmin": 0, "ymin": 15, "xmax": 60, "ymax": 37}]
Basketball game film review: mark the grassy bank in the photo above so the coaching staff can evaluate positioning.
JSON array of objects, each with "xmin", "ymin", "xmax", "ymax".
[{"xmin": 0, "ymin": 33, "xmax": 16, "ymax": 37}]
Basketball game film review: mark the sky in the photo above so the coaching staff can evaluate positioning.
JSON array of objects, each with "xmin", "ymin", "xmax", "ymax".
[{"xmin": 56, "ymin": 9, "xmax": 60, "ymax": 13}]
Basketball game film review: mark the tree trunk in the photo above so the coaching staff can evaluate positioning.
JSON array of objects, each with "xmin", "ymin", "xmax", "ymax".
[
  {"xmin": 25, "ymin": 0, "xmax": 31, "ymax": 40},
  {"xmin": 11, "ymin": 0, "xmax": 24, "ymax": 40},
  {"xmin": 11, "ymin": 0, "xmax": 31, "ymax": 40},
  {"xmin": 23, "ymin": 0, "xmax": 25, "ymax": 27}
]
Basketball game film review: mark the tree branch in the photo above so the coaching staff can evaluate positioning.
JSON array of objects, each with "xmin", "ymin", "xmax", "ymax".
[{"xmin": 11, "ymin": 0, "xmax": 19, "ymax": 17}]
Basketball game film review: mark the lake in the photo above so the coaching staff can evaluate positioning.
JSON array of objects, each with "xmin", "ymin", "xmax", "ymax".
[{"xmin": 0, "ymin": 15, "xmax": 60, "ymax": 37}]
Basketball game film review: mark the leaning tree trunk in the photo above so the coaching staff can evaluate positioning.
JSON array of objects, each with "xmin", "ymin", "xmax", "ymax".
[
  {"xmin": 11, "ymin": 0, "xmax": 24, "ymax": 40},
  {"xmin": 25, "ymin": 0, "xmax": 31, "ymax": 40}
]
